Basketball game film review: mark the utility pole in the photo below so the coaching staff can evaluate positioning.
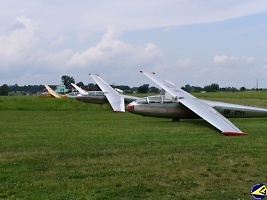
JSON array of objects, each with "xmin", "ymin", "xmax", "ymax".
[{"xmin": 256, "ymin": 79, "xmax": 259, "ymax": 92}]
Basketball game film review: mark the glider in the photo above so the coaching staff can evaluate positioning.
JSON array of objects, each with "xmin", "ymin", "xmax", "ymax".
[
  {"xmin": 66, "ymin": 83, "xmax": 88, "ymax": 99},
  {"xmin": 38, "ymin": 85, "xmax": 66, "ymax": 98},
  {"xmin": 70, "ymin": 83, "xmax": 88, "ymax": 96},
  {"xmin": 67, "ymin": 83, "xmax": 108, "ymax": 103},
  {"xmin": 126, "ymin": 71, "xmax": 267, "ymax": 136},
  {"xmin": 68, "ymin": 75, "xmax": 138, "ymax": 111},
  {"xmin": 89, "ymin": 74, "xmax": 139, "ymax": 112}
]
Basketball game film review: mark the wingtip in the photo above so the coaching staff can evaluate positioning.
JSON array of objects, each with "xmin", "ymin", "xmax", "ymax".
[
  {"xmin": 221, "ymin": 132, "xmax": 248, "ymax": 136},
  {"xmin": 139, "ymin": 70, "xmax": 155, "ymax": 74}
]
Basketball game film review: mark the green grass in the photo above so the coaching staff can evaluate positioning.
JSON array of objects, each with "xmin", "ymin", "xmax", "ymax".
[{"xmin": 0, "ymin": 92, "xmax": 267, "ymax": 199}]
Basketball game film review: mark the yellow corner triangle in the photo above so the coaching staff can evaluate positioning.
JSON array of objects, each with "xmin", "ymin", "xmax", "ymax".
[{"xmin": 251, "ymin": 185, "xmax": 266, "ymax": 196}]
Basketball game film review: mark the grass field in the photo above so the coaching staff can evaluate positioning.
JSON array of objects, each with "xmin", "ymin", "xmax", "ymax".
[{"xmin": 1, "ymin": 92, "xmax": 267, "ymax": 199}]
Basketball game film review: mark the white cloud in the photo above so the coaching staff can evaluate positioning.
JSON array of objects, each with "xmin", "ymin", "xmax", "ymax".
[
  {"xmin": 50, "ymin": 35, "xmax": 70, "ymax": 46},
  {"xmin": 35, "ymin": 49, "xmax": 74, "ymax": 70},
  {"xmin": 79, "ymin": 0, "xmax": 267, "ymax": 30},
  {"xmin": 213, "ymin": 55, "xmax": 228, "ymax": 63},
  {"xmin": 9, "ymin": 1, "xmax": 264, "ymax": 34},
  {"xmin": 0, "ymin": 1, "xmax": 267, "ymax": 88},
  {"xmin": 213, "ymin": 55, "xmax": 255, "ymax": 64},
  {"xmin": 246, "ymin": 56, "xmax": 255, "ymax": 62},
  {"xmin": 68, "ymin": 26, "xmax": 163, "ymax": 68},
  {"xmin": 0, "ymin": 16, "xmax": 38, "ymax": 70}
]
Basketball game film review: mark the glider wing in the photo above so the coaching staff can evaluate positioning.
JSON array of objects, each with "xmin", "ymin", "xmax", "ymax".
[
  {"xmin": 140, "ymin": 71, "xmax": 247, "ymax": 135},
  {"xmin": 90, "ymin": 74, "xmax": 125, "ymax": 112}
]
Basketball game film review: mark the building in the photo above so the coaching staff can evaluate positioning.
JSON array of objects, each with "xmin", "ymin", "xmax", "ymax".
[{"xmin": 54, "ymin": 84, "xmax": 69, "ymax": 94}]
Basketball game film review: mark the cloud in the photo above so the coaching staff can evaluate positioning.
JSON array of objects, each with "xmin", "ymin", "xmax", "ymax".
[
  {"xmin": 213, "ymin": 55, "xmax": 228, "ymax": 63},
  {"xmin": 0, "ymin": 16, "xmax": 38, "ymax": 70},
  {"xmin": 67, "ymin": 26, "xmax": 163, "ymax": 68},
  {"xmin": 0, "ymin": 19, "xmax": 163, "ymax": 80},
  {"xmin": 79, "ymin": 0, "xmax": 267, "ymax": 31},
  {"xmin": 1, "ymin": 1, "xmax": 267, "ymax": 88},
  {"xmin": 2, "ymin": 1, "xmax": 267, "ymax": 37},
  {"xmin": 35, "ymin": 49, "xmax": 74, "ymax": 71},
  {"xmin": 213, "ymin": 55, "xmax": 255, "ymax": 64},
  {"xmin": 50, "ymin": 35, "xmax": 70, "ymax": 46}
]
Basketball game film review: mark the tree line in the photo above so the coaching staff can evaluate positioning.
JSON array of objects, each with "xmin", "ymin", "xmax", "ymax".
[
  {"xmin": 0, "ymin": 75, "xmax": 263, "ymax": 96},
  {"xmin": 181, "ymin": 83, "xmax": 248, "ymax": 93}
]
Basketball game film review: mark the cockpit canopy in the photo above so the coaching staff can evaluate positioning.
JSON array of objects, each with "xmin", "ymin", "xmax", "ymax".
[
  {"xmin": 135, "ymin": 95, "xmax": 176, "ymax": 104},
  {"xmin": 88, "ymin": 91, "xmax": 105, "ymax": 96}
]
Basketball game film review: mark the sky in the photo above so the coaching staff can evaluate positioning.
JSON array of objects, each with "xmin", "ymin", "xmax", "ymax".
[{"xmin": 1, "ymin": 0, "xmax": 267, "ymax": 89}]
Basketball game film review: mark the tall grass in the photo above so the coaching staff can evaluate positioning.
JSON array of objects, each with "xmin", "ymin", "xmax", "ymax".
[
  {"xmin": 0, "ymin": 93, "xmax": 267, "ymax": 199},
  {"xmin": 0, "ymin": 96, "xmax": 112, "ymax": 111}
]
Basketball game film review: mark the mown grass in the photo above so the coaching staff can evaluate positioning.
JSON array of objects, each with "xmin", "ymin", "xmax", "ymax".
[{"xmin": 0, "ymin": 92, "xmax": 267, "ymax": 199}]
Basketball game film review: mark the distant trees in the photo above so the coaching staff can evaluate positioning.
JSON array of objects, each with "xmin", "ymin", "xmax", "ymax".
[
  {"xmin": 0, "ymin": 77, "xmax": 260, "ymax": 96},
  {"xmin": 0, "ymin": 84, "xmax": 8, "ymax": 96},
  {"xmin": 184, "ymin": 84, "xmax": 192, "ymax": 92},
  {"xmin": 8, "ymin": 85, "xmax": 44, "ymax": 94},
  {"xmin": 137, "ymin": 84, "xmax": 149, "ymax": 93},
  {"xmin": 149, "ymin": 86, "xmax": 160, "ymax": 93},
  {"xmin": 113, "ymin": 85, "xmax": 131, "ymax": 91},
  {"xmin": 61, "ymin": 75, "xmax": 75, "ymax": 86},
  {"xmin": 240, "ymin": 86, "xmax": 246, "ymax": 91},
  {"xmin": 88, "ymin": 83, "xmax": 96, "ymax": 91},
  {"xmin": 220, "ymin": 87, "xmax": 238, "ymax": 92},
  {"xmin": 182, "ymin": 83, "xmax": 246, "ymax": 92},
  {"xmin": 203, "ymin": 83, "xmax": 219, "ymax": 92},
  {"xmin": 76, "ymin": 82, "xmax": 84, "ymax": 88},
  {"xmin": 87, "ymin": 83, "xmax": 101, "ymax": 91},
  {"xmin": 59, "ymin": 76, "xmax": 249, "ymax": 93}
]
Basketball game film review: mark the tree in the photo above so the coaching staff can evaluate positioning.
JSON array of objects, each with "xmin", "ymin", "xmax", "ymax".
[
  {"xmin": 0, "ymin": 84, "xmax": 8, "ymax": 96},
  {"xmin": 61, "ymin": 75, "xmax": 75, "ymax": 86},
  {"xmin": 149, "ymin": 86, "xmax": 160, "ymax": 93},
  {"xmin": 114, "ymin": 85, "xmax": 131, "ymax": 91},
  {"xmin": 204, "ymin": 83, "xmax": 219, "ymax": 92},
  {"xmin": 184, "ymin": 84, "xmax": 192, "ymax": 92},
  {"xmin": 137, "ymin": 84, "xmax": 149, "ymax": 93},
  {"xmin": 76, "ymin": 82, "xmax": 84, "ymax": 88},
  {"xmin": 88, "ymin": 83, "xmax": 96, "ymax": 91},
  {"xmin": 240, "ymin": 86, "xmax": 246, "ymax": 91},
  {"xmin": 87, "ymin": 83, "xmax": 101, "ymax": 91}
]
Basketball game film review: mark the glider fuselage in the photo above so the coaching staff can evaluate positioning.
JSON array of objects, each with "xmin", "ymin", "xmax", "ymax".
[
  {"xmin": 126, "ymin": 96, "xmax": 267, "ymax": 119},
  {"xmin": 75, "ymin": 91, "xmax": 138, "ymax": 104}
]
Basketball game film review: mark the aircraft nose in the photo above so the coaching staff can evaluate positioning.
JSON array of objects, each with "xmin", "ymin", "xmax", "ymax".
[{"xmin": 126, "ymin": 103, "xmax": 134, "ymax": 111}]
